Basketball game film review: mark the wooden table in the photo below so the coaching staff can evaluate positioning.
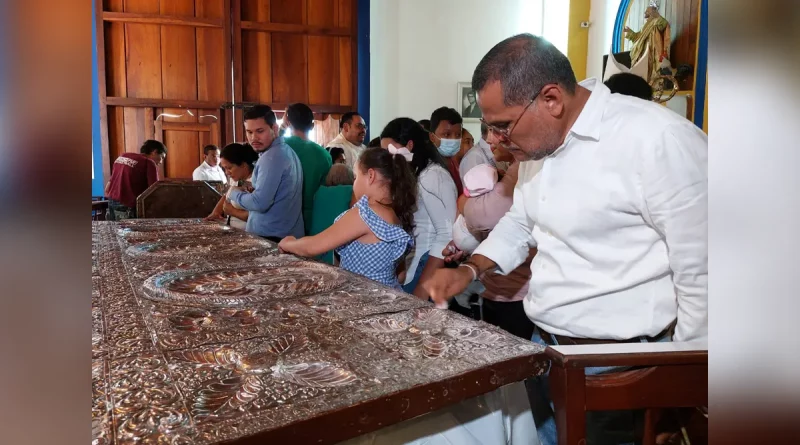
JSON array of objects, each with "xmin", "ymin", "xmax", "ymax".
[
  {"xmin": 92, "ymin": 219, "xmax": 549, "ymax": 444},
  {"xmin": 546, "ymin": 341, "xmax": 708, "ymax": 445}
]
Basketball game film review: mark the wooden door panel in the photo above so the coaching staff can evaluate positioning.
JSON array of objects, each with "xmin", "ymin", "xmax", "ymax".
[
  {"xmin": 155, "ymin": 108, "xmax": 221, "ymax": 179},
  {"xmin": 97, "ymin": 0, "xmax": 358, "ymax": 185},
  {"xmin": 308, "ymin": 36, "xmax": 338, "ymax": 105},
  {"xmin": 338, "ymin": 36, "xmax": 353, "ymax": 106},
  {"xmin": 271, "ymin": 0, "xmax": 306, "ymax": 24},
  {"xmin": 242, "ymin": 30, "xmax": 273, "ymax": 102},
  {"xmin": 308, "ymin": 0, "xmax": 337, "ymax": 27},
  {"xmin": 272, "ymin": 33, "xmax": 308, "ymax": 103},
  {"xmin": 160, "ymin": 0, "xmax": 198, "ymax": 101},
  {"xmin": 197, "ymin": 27, "xmax": 228, "ymax": 101}
]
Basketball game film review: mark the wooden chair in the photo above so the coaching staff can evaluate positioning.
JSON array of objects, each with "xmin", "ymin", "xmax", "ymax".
[{"xmin": 546, "ymin": 341, "xmax": 708, "ymax": 445}]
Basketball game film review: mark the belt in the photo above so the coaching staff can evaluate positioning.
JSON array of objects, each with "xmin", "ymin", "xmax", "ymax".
[{"xmin": 539, "ymin": 322, "xmax": 674, "ymax": 346}]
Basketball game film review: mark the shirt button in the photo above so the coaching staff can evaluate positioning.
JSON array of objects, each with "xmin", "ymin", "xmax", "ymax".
[{"xmin": 541, "ymin": 195, "xmax": 547, "ymax": 202}]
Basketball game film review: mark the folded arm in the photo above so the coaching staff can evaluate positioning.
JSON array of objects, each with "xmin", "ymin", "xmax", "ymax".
[{"xmin": 229, "ymin": 163, "xmax": 280, "ymax": 213}]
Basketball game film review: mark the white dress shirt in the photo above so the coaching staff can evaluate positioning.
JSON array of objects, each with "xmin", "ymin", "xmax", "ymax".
[
  {"xmin": 192, "ymin": 161, "xmax": 227, "ymax": 182},
  {"xmin": 405, "ymin": 163, "xmax": 458, "ymax": 285},
  {"xmin": 473, "ymin": 78, "xmax": 707, "ymax": 342}
]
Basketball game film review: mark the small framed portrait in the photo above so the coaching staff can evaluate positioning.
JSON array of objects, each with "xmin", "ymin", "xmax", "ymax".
[{"xmin": 457, "ymin": 82, "xmax": 482, "ymax": 121}]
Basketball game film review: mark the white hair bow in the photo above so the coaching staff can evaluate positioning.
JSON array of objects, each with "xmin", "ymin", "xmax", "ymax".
[
  {"xmin": 648, "ymin": 0, "xmax": 660, "ymax": 8},
  {"xmin": 388, "ymin": 144, "xmax": 414, "ymax": 162}
]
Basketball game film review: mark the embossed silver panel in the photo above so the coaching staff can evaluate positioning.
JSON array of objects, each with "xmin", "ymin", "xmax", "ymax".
[{"xmin": 92, "ymin": 219, "xmax": 547, "ymax": 444}]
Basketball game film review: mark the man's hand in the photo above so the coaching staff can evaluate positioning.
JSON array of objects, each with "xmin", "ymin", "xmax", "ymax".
[
  {"xmin": 442, "ymin": 241, "xmax": 468, "ymax": 263},
  {"xmin": 423, "ymin": 266, "xmax": 474, "ymax": 307}
]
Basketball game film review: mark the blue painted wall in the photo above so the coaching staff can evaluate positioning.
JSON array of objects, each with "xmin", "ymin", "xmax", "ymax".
[
  {"xmin": 357, "ymin": 0, "xmax": 370, "ymax": 140},
  {"xmin": 92, "ymin": 0, "xmax": 105, "ymax": 196},
  {"xmin": 692, "ymin": 0, "xmax": 707, "ymax": 129}
]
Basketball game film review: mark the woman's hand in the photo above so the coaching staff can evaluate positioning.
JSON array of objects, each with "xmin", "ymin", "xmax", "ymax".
[
  {"xmin": 278, "ymin": 236, "xmax": 297, "ymax": 253},
  {"xmin": 222, "ymin": 200, "xmax": 234, "ymax": 215},
  {"xmin": 204, "ymin": 210, "xmax": 224, "ymax": 221}
]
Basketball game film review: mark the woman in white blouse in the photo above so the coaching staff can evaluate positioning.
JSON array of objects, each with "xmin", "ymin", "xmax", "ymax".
[
  {"xmin": 205, "ymin": 143, "xmax": 256, "ymax": 230},
  {"xmin": 379, "ymin": 118, "xmax": 458, "ymax": 299}
]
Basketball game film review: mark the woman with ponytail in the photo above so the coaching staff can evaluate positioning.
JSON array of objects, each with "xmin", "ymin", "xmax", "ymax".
[
  {"xmin": 379, "ymin": 118, "xmax": 458, "ymax": 299},
  {"xmin": 279, "ymin": 147, "xmax": 417, "ymax": 289}
]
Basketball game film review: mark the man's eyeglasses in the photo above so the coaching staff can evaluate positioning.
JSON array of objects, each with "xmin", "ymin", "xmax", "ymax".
[
  {"xmin": 352, "ymin": 123, "xmax": 368, "ymax": 131},
  {"xmin": 480, "ymin": 86, "xmax": 544, "ymax": 141}
]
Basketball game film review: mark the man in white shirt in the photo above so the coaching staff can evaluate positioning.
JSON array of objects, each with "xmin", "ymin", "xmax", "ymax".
[
  {"xmin": 326, "ymin": 111, "xmax": 367, "ymax": 168},
  {"xmin": 192, "ymin": 145, "xmax": 227, "ymax": 182},
  {"xmin": 424, "ymin": 33, "xmax": 707, "ymax": 445}
]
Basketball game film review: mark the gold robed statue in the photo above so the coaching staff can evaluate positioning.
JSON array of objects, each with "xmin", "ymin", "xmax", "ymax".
[{"xmin": 624, "ymin": 0, "xmax": 671, "ymax": 82}]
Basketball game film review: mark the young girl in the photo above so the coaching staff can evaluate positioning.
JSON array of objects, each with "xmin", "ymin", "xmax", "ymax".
[{"xmin": 279, "ymin": 147, "xmax": 417, "ymax": 289}]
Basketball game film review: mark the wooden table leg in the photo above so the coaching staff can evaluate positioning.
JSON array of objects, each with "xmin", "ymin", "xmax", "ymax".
[{"xmin": 549, "ymin": 366, "xmax": 587, "ymax": 445}]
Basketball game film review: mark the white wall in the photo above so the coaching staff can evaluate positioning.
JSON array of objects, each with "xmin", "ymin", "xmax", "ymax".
[
  {"xmin": 370, "ymin": 0, "xmax": 555, "ymax": 138},
  {"xmin": 369, "ymin": 0, "xmax": 621, "ymax": 136},
  {"xmin": 586, "ymin": 0, "xmax": 622, "ymax": 80}
]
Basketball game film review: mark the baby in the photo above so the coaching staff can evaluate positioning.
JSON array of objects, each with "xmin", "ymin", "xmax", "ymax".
[{"xmin": 452, "ymin": 164, "xmax": 498, "ymax": 253}]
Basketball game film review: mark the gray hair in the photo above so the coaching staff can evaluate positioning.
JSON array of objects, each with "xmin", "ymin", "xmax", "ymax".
[
  {"xmin": 325, "ymin": 164, "xmax": 354, "ymax": 186},
  {"xmin": 472, "ymin": 33, "xmax": 577, "ymax": 106}
]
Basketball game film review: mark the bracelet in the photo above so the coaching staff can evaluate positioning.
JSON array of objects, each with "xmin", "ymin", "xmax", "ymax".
[{"xmin": 458, "ymin": 263, "xmax": 478, "ymax": 282}]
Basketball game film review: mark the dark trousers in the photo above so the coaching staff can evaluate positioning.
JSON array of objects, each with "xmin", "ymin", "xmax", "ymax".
[
  {"xmin": 262, "ymin": 236, "xmax": 283, "ymax": 243},
  {"xmin": 106, "ymin": 200, "xmax": 136, "ymax": 221},
  {"xmin": 481, "ymin": 299, "xmax": 536, "ymax": 340}
]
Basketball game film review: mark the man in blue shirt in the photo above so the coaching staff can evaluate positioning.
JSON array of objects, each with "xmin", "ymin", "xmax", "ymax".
[{"xmin": 227, "ymin": 105, "xmax": 304, "ymax": 241}]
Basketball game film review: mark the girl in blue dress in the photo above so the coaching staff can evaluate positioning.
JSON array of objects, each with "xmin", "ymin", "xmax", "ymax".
[{"xmin": 279, "ymin": 147, "xmax": 417, "ymax": 289}]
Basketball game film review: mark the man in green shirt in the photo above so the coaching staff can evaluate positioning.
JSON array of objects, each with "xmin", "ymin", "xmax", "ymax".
[{"xmin": 284, "ymin": 103, "xmax": 332, "ymax": 234}]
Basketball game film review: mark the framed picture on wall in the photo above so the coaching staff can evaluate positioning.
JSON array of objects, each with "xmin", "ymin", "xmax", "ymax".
[{"xmin": 457, "ymin": 82, "xmax": 482, "ymax": 121}]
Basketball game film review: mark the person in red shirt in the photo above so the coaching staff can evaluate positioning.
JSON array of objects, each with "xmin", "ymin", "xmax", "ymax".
[{"xmin": 105, "ymin": 140, "xmax": 167, "ymax": 220}]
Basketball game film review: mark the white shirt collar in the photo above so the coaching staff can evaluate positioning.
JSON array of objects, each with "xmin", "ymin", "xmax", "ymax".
[{"xmin": 567, "ymin": 78, "xmax": 610, "ymax": 142}]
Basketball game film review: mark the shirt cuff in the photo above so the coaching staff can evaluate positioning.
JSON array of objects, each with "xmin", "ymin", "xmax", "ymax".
[
  {"xmin": 228, "ymin": 189, "xmax": 243, "ymax": 206},
  {"xmin": 473, "ymin": 237, "xmax": 527, "ymax": 276}
]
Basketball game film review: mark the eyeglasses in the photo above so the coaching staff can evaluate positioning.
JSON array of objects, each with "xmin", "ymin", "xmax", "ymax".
[
  {"xmin": 352, "ymin": 123, "xmax": 368, "ymax": 131},
  {"xmin": 480, "ymin": 86, "xmax": 544, "ymax": 141}
]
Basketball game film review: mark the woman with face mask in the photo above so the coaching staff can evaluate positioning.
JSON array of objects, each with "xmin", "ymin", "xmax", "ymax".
[
  {"xmin": 428, "ymin": 107, "xmax": 465, "ymax": 194},
  {"xmin": 380, "ymin": 118, "xmax": 458, "ymax": 301}
]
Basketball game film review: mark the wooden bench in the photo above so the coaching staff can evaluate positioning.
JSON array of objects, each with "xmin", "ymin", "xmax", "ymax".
[{"xmin": 546, "ymin": 341, "xmax": 708, "ymax": 445}]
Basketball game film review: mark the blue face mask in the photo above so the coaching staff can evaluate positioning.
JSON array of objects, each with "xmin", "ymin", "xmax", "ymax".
[{"xmin": 437, "ymin": 138, "xmax": 461, "ymax": 157}]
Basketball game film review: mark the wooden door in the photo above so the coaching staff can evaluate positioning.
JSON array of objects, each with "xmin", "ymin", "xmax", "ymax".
[
  {"xmin": 96, "ymin": 0, "xmax": 232, "ymax": 181},
  {"xmin": 96, "ymin": 0, "xmax": 359, "ymax": 182},
  {"xmin": 233, "ymin": 0, "xmax": 358, "ymax": 135},
  {"xmin": 154, "ymin": 112, "xmax": 222, "ymax": 179}
]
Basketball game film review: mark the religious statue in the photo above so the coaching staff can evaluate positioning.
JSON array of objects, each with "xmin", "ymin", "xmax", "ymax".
[{"xmin": 624, "ymin": 0, "xmax": 672, "ymax": 82}]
